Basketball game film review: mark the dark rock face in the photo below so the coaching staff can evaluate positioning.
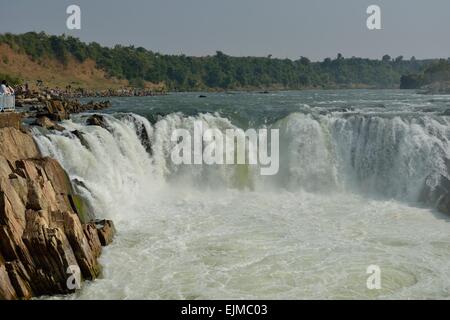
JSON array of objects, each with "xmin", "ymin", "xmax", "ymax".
[
  {"xmin": 70, "ymin": 130, "xmax": 90, "ymax": 150},
  {"xmin": 33, "ymin": 99, "xmax": 111, "ymax": 122},
  {"xmin": 0, "ymin": 253, "xmax": 17, "ymax": 300},
  {"xmin": 39, "ymin": 100, "xmax": 70, "ymax": 121},
  {"xmin": 0, "ymin": 113, "xmax": 23, "ymax": 131},
  {"xmin": 135, "ymin": 124, "xmax": 152, "ymax": 155},
  {"xmin": 86, "ymin": 114, "xmax": 108, "ymax": 129},
  {"xmin": 84, "ymin": 100, "xmax": 112, "ymax": 111},
  {"xmin": 34, "ymin": 116, "xmax": 64, "ymax": 131},
  {"xmin": 419, "ymin": 158, "xmax": 450, "ymax": 215},
  {"xmin": 420, "ymin": 174, "xmax": 450, "ymax": 215},
  {"xmin": 93, "ymin": 220, "xmax": 116, "ymax": 246},
  {"xmin": 119, "ymin": 114, "xmax": 152, "ymax": 155},
  {"xmin": 0, "ymin": 127, "xmax": 115, "ymax": 300}
]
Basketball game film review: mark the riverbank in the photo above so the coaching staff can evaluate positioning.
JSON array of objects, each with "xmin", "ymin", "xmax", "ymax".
[
  {"xmin": 11, "ymin": 87, "xmax": 113, "ymax": 130},
  {"xmin": 0, "ymin": 102, "xmax": 116, "ymax": 299}
]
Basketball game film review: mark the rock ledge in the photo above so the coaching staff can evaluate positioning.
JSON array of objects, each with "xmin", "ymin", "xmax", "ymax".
[{"xmin": 0, "ymin": 127, "xmax": 114, "ymax": 300}]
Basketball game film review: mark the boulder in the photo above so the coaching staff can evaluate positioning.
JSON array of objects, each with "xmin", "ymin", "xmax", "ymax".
[
  {"xmin": 39, "ymin": 100, "xmax": 69, "ymax": 122},
  {"xmin": 26, "ymin": 96, "xmax": 111, "ymax": 132},
  {"xmin": 0, "ymin": 127, "xmax": 40, "ymax": 161},
  {"xmin": 34, "ymin": 116, "xmax": 64, "ymax": 131},
  {"xmin": 86, "ymin": 114, "xmax": 108, "ymax": 129},
  {"xmin": 94, "ymin": 220, "xmax": 116, "ymax": 246}
]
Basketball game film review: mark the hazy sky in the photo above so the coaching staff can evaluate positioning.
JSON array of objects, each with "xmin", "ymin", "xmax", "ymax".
[{"xmin": 1, "ymin": 0, "xmax": 449, "ymax": 60}]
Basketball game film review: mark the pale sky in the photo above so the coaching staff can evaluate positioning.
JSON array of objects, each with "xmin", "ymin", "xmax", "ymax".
[{"xmin": 0, "ymin": 0, "xmax": 449, "ymax": 60}]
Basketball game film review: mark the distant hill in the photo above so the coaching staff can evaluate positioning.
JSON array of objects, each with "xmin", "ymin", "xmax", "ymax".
[
  {"xmin": 0, "ymin": 43, "xmax": 129, "ymax": 90},
  {"xmin": 0, "ymin": 32, "xmax": 438, "ymax": 91}
]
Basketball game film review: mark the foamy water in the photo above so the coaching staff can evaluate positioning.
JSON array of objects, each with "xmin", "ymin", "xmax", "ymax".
[
  {"xmin": 33, "ymin": 91, "xmax": 450, "ymax": 299},
  {"xmin": 70, "ymin": 191, "xmax": 450, "ymax": 299}
]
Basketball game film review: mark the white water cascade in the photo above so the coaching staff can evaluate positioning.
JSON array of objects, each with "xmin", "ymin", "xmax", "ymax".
[{"xmin": 33, "ymin": 111, "xmax": 450, "ymax": 299}]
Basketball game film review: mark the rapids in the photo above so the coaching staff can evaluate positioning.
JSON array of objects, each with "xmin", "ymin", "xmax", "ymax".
[{"xmin": 33, "ymin": 90, "xmax": 450, "ymax": 299}]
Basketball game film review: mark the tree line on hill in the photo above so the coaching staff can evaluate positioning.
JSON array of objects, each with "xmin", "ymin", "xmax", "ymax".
[
  {"xmin": 400, "ymin": 59, "xmax": 450, "ymax": 89},
  {"xmin": 0, "ymin": 32, "xmax": 441, "ymax": 91}
]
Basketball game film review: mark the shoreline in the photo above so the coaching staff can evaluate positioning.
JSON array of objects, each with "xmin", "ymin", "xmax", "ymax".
[
  {"xmin": 0, "ymin": 115, "xmax": 116, "ymax": 300},
  {"xmin": 11, "ymin": 83, "xmax": 415, "ymax": 103}
]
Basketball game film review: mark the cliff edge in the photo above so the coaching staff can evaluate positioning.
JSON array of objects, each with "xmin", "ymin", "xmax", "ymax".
[{"xmin": 0, "ymin": 126, "xmax": 115, "ymax": 300}]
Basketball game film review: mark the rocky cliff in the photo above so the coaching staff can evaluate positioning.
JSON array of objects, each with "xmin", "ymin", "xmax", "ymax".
[
  {"xmin": 0, "ymin": 126, "xmax": 115, "ymax": 300},
  {"xmin": 421, "ymin": 172, "xmax": 450, "ymax": 216}
]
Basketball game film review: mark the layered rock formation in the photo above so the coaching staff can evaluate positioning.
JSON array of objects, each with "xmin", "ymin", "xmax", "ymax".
[
  {"xmin": 0, "ymin": 126, "xmax": 115, "ymax": 300},
  {"xmin": 33, "ymin": 99, "xmax": 112, "ymax": 122},
  {"xmin": 0, "ymin": 113, "xmax": 23, "ymax": 130},
  {"xmin": 33, "ymin": 116, "xmax": 64, "ymax": 132}
]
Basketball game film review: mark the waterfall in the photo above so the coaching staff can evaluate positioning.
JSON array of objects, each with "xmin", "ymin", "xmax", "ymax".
[
  {"xmin": 33, "ymin": 114, "xmax": 161, "ymax": 223},
  {"xmin": 273, "ymin": 112, "xmax": 450, "ymax": 200},
  {"xmin": 31, "ymin": 107, "xmax": 450, "ymax": 300},
  {"xmin": 33, "ymin": 111, "xmax": 450, "ymax": 221}
]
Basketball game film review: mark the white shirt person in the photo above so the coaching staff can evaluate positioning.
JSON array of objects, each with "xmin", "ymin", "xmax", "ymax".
[
  {"xmin": 0, "ymin": 83, "xmax": 8, "ymax": 94},
  {"xmin": 0, "ymin": 81, "xmax": 14, "ymax": 95}
]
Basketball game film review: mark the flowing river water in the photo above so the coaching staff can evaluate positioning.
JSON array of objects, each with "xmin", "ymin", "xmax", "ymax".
[{"xmin": 34, "ymin": 90, "xmax": 450, "ymax": 299}]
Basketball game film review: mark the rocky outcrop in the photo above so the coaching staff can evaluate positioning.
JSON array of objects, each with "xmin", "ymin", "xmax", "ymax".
[
  {"xmin": 33, "ymin": 116, "xmax": 64, "ymax": 131},
  {"xmin": 33, "ymin": 99, "xmax": 112, "ymax": 122},
  {"xmin": 420, "ymin": 174, "xmax": 450, "ymax": 215},
  {"xmin": 86, "ymin": 114, "xmax": 108, "ymax": 129},
  {"xmin": 37, "ymin": 99, "xmax": 70, "ymax": 121},
  {"xmin": 420, "ymin": 157, "xmax": 450, "ymax": 215},
  {"xmin": 0, "ymin": 253, "xmax": 17, "ymax": 300},
  {"xmin": 83, "ymin": 100, "xmax": 112, "ymax": 111},
  {"xmin": 0, "ymin": 127, "xmax": 115, "ymax": 300},
  {"xmin": 0, "ymin": 113, "xmax": 23, "ymax": 131},
  {"xmin": 93, "ymin": 220, "xmax": 116, "ymax": 246}
]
